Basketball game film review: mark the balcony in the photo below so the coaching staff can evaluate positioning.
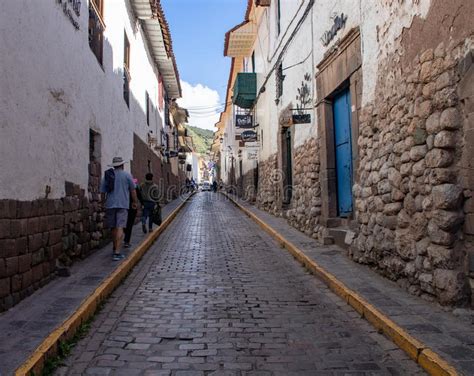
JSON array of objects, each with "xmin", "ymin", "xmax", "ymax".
[{"xmin": 232, "ymin": 73, "xmax": 256, "ymax": 109}]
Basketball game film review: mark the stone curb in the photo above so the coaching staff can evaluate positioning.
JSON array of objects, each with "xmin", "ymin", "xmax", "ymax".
[
  {"xmin": 15, "ymin": 193, "xmax": 195, "ymax": 376},
  {"xmin": 223, "ymin": 192, "xmax": 459, "ymax": 376}
]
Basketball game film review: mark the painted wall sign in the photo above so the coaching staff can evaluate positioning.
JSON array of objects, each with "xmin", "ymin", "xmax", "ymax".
[
  {"xmin": 321, "ymin": 13, "xmax": 347, "ymax": 47},
  {"xmin": 56, "ymin": 0, "xmax": 81, "ymax": 30},
  {"xmin": 241, "ymin": 130, "xmax": 257, "ymax": 142},
  {"xmin": 247, "ymin": 149, "xmax": 259, "ymax": 160},
  {"xmin": 235, "ymin": 114, "xmax": 254, "ymax": 128}
]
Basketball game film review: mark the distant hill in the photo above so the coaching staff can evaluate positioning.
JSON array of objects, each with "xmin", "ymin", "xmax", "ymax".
[{"xmin": 186, "ymin": 125, "xmax": 213, "ymax": 155}]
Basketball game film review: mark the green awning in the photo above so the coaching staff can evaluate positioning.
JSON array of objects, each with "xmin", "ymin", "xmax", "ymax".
[{"xmin": 232, "ymin": 73, "xmax": 256, "ymax": 109}]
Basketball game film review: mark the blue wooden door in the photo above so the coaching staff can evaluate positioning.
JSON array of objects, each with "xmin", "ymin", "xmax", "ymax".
[{"xmin": 333, "ymin": 89, "xmax": 353, "ymax": 217}]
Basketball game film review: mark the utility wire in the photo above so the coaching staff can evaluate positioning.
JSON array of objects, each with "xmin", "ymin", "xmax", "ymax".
[
  {"xmin": 184, "ymin": 101, "xmax": 232, "ymax": 110},
  {"xmin": 253, "ymin": 0, "xmax": 315, "ymax": 109}
]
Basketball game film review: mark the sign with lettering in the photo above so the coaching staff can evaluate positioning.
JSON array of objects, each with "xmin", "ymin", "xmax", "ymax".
[
  {"xmin": 235, "ymin": 114, "xmax": 254, "ymax": 128},
  {"xmin": 247, "ymin": 149, "xmax": 259, "ymax": 160},
  {"xmin": 321, "ymin": 13, "xmax": 347, "ymax": 47},
  {"xmin": 56, "ymin": 0, "xmax": 81, "ymax": 30},
  {"xmin": 241, "ymin": 130, "xmax": 258, "ymax": 143},
  {"xmin": 292, "ymin": 114, "xmax": 311, "ymax": 124},
  {"xmin": 244, "ymin": 141, "xmax": 260, "ymax": 149}
]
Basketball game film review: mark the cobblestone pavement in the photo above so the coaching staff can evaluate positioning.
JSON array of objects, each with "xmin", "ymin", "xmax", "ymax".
[{"xmin": 57, "ymin": 193, "xmax": 425, "ymax": 376}]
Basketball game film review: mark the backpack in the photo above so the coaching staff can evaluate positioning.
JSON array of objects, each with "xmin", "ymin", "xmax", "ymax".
[{"xmin": 104, "ymin": 168, "xmax": 115, "ymax": 193}]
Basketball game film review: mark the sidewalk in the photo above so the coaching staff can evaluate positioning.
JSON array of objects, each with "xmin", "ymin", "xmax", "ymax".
[
  {"xmin": 0, "ymin": 195, "xmax": 191, "ymax": 376},
  {"xmin": 226, "ymin": 194, "xmax": 474, "ymax": 375}
]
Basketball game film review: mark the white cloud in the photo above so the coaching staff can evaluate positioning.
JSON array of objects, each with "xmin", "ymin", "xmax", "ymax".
[{"xmin": 177, "ymin": 81, "xmax": 221, "ymax": 131}]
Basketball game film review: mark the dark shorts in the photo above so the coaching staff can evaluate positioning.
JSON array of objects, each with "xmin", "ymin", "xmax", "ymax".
[{"xmin": 105, "ymin": 208, "xmax": 128, "ymax": 228}]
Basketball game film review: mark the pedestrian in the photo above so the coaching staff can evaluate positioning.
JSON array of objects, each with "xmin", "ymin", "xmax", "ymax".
[
  {"xmin": 123, "ymin": 178, "xmax": 142, "ymax": 248},
  {"xmin": 185, "ymin": 177, "xmax": 191, "ymax": 193},
  {"xmin": 140, "ymin": 173, "xmax": 160, "ymax": 234},
  {"xmin": 100, "ymin": 157, "xmax": 138, "ymax": 260},
  {"xmin": 212, "ymin": 180, "xmax": 218, "ymax": 192}
]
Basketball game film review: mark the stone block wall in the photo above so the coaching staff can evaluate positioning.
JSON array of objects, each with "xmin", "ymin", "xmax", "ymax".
[
  {"xmin": 0, "ymin": 181, "xmax": 107, "ymax": 312},
  {"xmin": 256, "ymin": 154, "xmax": 282, "ymax": 216},
  {"xmin": 239, "ymin": 169, "xmax": 258, "ymax": 203},
  {"xmin": 351, "ymin": 41, "xmax": 472, "ymax": 306},
  {"xmin": 286, "ymin": 138, "xmax": 323, "ymax": 238}
]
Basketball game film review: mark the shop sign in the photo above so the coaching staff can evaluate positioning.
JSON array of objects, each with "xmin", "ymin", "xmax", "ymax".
[
  {"xmin": 321, "ymin": 13, "xmax": 347, "ymax": 47},
  {"xmin": 235, "ymin": 114, "xmax": 254, "ymax": 128},
  {"xmin": 244, "ymin": 141, "xmax": 260, "ymax": 149},
  {"xmin": 241, "ymin": 130, "xmax": 257, "ymax": 142},
  {"xmin": 247, "ymin": 149, "xmax": 259, "ymax": 160},
  {"xmin": 292, "ymin": 114, "xmax": 311, "ymax": 124}
]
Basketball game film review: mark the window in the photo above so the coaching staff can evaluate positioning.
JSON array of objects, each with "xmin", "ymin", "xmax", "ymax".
[
  {"xmin": 123, "ymin": 32, "xmax": 130, "ymax": 107},
  {"xmin": 275, "ymin": 62, "xmax": 284, "ymax": 103},
  {"xmin": 277, "ymin": 0, "xmax": 281, "ymax": 35},
  {"xmin": 88, "ymin": 0, "xmax": 105, "ymax": 65},
  {"xmin": 145, "ymin": 91, "xmax": 150, "ymax": 126},
  {"xmin": 164, "ymin": 92, "xmax": 170, "ymax": 126},
  {"xmin": 251, "ymin": 51, "xmax": 256, "ymax": 73}
]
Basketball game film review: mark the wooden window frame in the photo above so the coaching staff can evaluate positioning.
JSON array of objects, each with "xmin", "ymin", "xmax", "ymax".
[
  {"xmin": 123, "ymin": 32, "xmax": 131, "ymax": 107},
  {"xmin": 146, "ymin": 91, "xmax": 150, "ymax": 126},
  {"xmin": 88, "ymin": 0, "xmax": 106, "ymax": 65}
]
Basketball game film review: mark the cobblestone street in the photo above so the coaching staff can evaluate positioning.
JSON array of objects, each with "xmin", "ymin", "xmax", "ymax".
[{"xmin": 57, "ymin": 193, "xmax": 424, "ymax": 376}]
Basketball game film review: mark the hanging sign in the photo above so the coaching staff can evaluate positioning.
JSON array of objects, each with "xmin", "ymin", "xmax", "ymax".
[
  {"xmin": 292, "ymin": 114, "xmax": 311, "ymax": 124},
  {"xmin": 321, "ymin": 13, "xmax": 347, "ymax": 46},
  {"xmin": 235, "ymin": 114, "xmax": 254, "ymax": 128},
  {"xmin": 241, "ymin": 130, "xmax": 258, "ymax": 142},
  {"xmin": 244, "ymin": 141, "xmax": 260, "ymax": 149}
]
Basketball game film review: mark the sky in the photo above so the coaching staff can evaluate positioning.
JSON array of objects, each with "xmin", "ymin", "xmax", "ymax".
[{"xmin": 161, "ymin": 0, "xmax": 246, "ymax": 131}]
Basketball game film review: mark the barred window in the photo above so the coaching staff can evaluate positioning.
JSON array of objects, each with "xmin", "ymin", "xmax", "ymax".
[
  {"xmin": 275, "ymin": 63, "xmax": 284, "ymax": 103},
  {"xmin": 146, "ymin": 91, "xmax": 150, "ymax": 126}
]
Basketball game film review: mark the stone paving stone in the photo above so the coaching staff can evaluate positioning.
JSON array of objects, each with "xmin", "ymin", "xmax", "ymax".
[{"xmin": 56, "ymin": 193, "xmax": 425, "ymax": 375}]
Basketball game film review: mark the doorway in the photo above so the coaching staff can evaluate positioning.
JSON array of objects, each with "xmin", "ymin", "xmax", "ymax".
[
  {"xmin": 332, "ymin": 88, "xmax": 353, "ymax": 217},
  {"xmin": 281, "ymin": 126, "xmax": 293, "ymax": 205}
]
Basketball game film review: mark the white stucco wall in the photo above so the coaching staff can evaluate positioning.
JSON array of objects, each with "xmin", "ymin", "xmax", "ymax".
[
  {"xmin": 0, "ymin": 0, "xmax": 165, "ymax": 200},
  {"xmin": 218, "ymin": 0, "xmax": 434, "ymax": 177},
  {"xmin": 358, "ymin": 0, "xmax": 431, "ymax": 105}
]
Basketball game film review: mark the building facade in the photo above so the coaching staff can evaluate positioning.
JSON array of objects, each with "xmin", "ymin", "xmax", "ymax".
[
  {"xmin": 213, "ymin": 0, "xmax": 474, "ymax": 306},
  {"xmin": 0, "ymin": 0, "xmax": 186, "ymax": 311}
]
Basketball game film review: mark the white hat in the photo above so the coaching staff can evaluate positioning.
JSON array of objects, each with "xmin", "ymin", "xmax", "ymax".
[{"xmin": 108, "ymin": 156, "xmax": 126, "ymax": 167}]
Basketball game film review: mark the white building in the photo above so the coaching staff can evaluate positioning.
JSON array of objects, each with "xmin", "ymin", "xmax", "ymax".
[
  {"xmin": 214, "ymin": 0, "xmax": 474, "ymax": 306},
  {"xmin": 0, "ymin": 0, "xmax": 183, "ymax": 310}
]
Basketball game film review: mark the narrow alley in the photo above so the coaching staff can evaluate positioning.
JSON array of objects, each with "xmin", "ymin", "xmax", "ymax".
[
  {"xmin": 57, "ymin": 193, "xmax": 423, "ymax": 375},
  {"xmin": 1, "ymin": 1, "xmax": 473, "ymax": 375}
]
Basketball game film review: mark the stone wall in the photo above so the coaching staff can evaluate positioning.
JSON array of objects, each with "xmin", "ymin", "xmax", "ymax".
[
  {"xmin": 237, "ymin": 168, "xmax": 258, "ymax": 203},
  {"xmin": 0, "ymin": 181, "xmax": 107, "ymax": 312},
  {"xmin": 256, "ymin": 154, "xmax": 282, "ymax": 216},
  {"xmin": 351, "ymin": 40, "xmax": 472, "ymax": 306},
  {"xmin": 286, "ymin": 138, "xmax": 323, "ymax": 239}
]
